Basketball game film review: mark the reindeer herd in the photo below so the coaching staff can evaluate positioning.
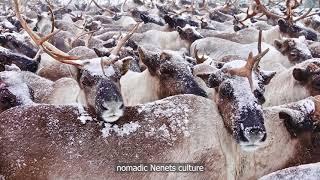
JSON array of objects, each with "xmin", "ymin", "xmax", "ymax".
[{"xmin": 0, "ymin": 0, "xmax": 320, "ymax": 179}]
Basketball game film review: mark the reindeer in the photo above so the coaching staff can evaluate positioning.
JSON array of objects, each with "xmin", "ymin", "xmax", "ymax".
[
  {"xmin": 242, "ymin": 0, "xmax": 318, "ymax": 40},
  {"xmin": 0, "ymin": 94, "xmax": 319, "ymax": 179},
  {"xmin": 120, "ymin": 46, "xmax": 207, "ymax": 106},
  {"xmin": 8, "ymin": 0, "xmax": 141, "ymax": 123},
  {"xmin": 0, "ymin": 47, "xmax": 39, "ymax": 73},
  {"xmin": 190, "ymin": 36, "xmax": 312, "ymax": 73},
  {"xmin": 264, "ymin": 59, "xmax": 320, "ymax": 107},
  {"xmin": 0, "ymin": 32, "xmax": 38, "ymax": 58},
  {"xmin": 130, "ymin": 24, "xmax": 203, "ymax": 51}
]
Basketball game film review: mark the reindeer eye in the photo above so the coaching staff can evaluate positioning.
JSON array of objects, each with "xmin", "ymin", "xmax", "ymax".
[{"xmin": 119, "ymin": 104, "xmax": 124, "ymax": 109}]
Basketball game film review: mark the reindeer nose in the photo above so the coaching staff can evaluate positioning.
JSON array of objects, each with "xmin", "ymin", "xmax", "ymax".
[{"xmin": 244, "ymin": 127, "xmax": 266, "ymax": 144}]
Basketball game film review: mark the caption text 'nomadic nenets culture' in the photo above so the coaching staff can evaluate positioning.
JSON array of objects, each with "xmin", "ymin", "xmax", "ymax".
[{"xmin": 115, "ymin": 163, "xmax": 205, "ymax": 172}]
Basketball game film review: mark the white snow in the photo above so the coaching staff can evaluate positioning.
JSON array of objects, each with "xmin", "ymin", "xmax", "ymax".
[
  {"xmin": 76, "ymin": 103, "xmax": 93, "ymax": 124},
  {"xmin": 295, "ymin": 36, "xmax": 312, "ymax": 58},
  {"xmin": 82, "ymin": 57, "xmax": 116, "ymax": 77},
  {"xmin": 0, "ymin": 71, "xmax": 34, "ymax": 105},
  {"xmin": 101, "ymin": 122, "xmax": 141, "ymax": 137},
  {"xmin": 137, "ymin": 98, "xmax": 192, "ymax": 140},
  {"xmin": 274, "ymin": 98, "xmax": 315, "ymax": 124}
]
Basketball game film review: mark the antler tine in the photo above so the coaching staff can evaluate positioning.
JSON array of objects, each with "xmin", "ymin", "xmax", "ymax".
[
  {"xmin": 254, "ymin": 29, "xmax": 268, "ymax": 71},
  {"xmin": 227, "ymin": 31, "xmax": 270, "ymax": 91},
  {"xmin": 12, "ymin": 0, "xmax": 81, "ymax": 66},
  {"xmin": 120, "ymin": 0, "xmax": 128, "ymax": 15},
  {"xmin": 45, "ymin": 0, "xmax": 55, "ymax": 33},
  {"xmin": 294, "ymin": 8, "xmax": 313, "ymax": 22},
  {"xmin": 253, "ymin": 48, "xmax": 269, "ymax": 69},
  {"xmin": 252, "ymin": 0, "xmax": 285, "ymax": 20},
  {"xmin": 194, "ymin": 45, "xmax": 208, "ymax": 64},
  {"xmin": 285, "ymin": 0, "xmax": 294, "ymax": 23},
  {"xmin": 258, "ymin": 29, "xmax": 262, "ymax": 54},
  {"xmin": 226, "ymin": 52, "xmax": 255, "ymax": 90},
  {"xmin": 240, "ymin": 6, "xmax": 256, "ymax": 22},
  {"xmin": 109, "ymin": 22, "xmax": 141, "ymax": 57},
  {"xmin": 101, "ymin": 22, "xmax": 141, "ymax": 67}
]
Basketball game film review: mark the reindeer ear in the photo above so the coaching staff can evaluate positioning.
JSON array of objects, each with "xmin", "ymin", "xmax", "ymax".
[
  {"xmin": 293, "ymin": 68, "xmax": 309, "ymax": 82},
  {"xmin": 261, "ymin": 71, "xmax": 276, "ymax": 85},
  {"xmin": 138, "ymin": 47, "xmax": 161, "ymax": 75},
  {"xmin": 80, "ymin": 70, "xmax": 96, "ymax": 87},
  {"xmin": 193, "ymin": 64, "xmax": 217, "ymax": 84},
  {"xmin": 279, "ymin": 110, "xmax": 293, "ymax": 121},
  {"xmin": 115, "ymin": 57, "xmax": 134, "ymax": 75},
  {"xmin": 177, "ymin": 26, "xmax": 183, "ymax": 34},
  {"xmin": 75, "ymin": 4, "xmax": 80, "ymax": 10},
  {"xmin": 274, "ymin": 39, "xmax": 285, "ymax": 52},
  {"xmin": 93, "ymin": 48, "xmax": 110, "ymax": 57},
  {"xmin": 164, "ymin": 15, "xmax": 175, "ymax": 28},
  {"xmin": 140, "ymin": 13, "xmax": 149, "ymax": 23}
]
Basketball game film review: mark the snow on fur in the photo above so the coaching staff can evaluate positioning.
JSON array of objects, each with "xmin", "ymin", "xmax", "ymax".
[{"xmin": 260, "ymin": 162, "xmax": 320, "ymax": 180}]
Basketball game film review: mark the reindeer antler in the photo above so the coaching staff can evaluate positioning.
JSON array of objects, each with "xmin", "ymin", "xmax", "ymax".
[
  {"xmin": 243, "ymin": 0, "xmax": 316, "ymax": 24},
  {"xmin": 194, "ymin": 45, "xmax": 208, "ymax": 64},
  {"xmin": 100, "ymin": 22, "xmax": 141, "ymax": 67},
  {"xmin": 12, "ymin": 0, "xmax": 81, "ymax": 66},
  {"xmin": 109, "ymin": 23, "xmax": 140, "ymax": 57},
  {"xmin": 241, "ymin": 0, "xmax": 286, "ymax": 22},
  {"xmin": 226, "ymin": 30, "xmax": 269, "ymax": 90},
  {"xmin": 293, "ymin": 8, "xmax": 314, "ymax": 23},
  {"xmin": 45, "ymin": 0, "xmax": 55, "ymax": 33}
]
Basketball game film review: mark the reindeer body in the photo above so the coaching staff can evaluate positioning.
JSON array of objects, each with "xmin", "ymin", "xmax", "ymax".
[
  {"xmin": 0, "ymin": 95, "xmax": 318, "ymax": 179},
  {"xmin": 131, "ymin": 30, "xmax": 190, "ymax": 51},
  {"xmin": 191, "ymin": 37, "xmax": 290, "ymax": 72},
  {"xmin": 264, "ymin": 59, "xmax": 320, "ymax": 107}
]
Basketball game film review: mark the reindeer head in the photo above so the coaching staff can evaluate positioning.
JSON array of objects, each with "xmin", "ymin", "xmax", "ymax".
[
  {"xmin": 0, "ymin": 33, "xmax": 37, "ymax": 58},
  {"xmin": 207, "ymin": 50, "xmax": 275, "ymax": 151},
  {"xmin": 33, "ymin": 12, "xmax": 52, "ymax": 36},
  {"xmin": 278, "ymin": 96, "xmax": 320, "ymax": 137},
  {"xmin": 177, "ymin": 25, "xmax": 204, "ymax": 43},
  {"xmin": 274, "ymin": 36, "xmax": 312, "ymax": 63},
  {"xmin": 164, "ymin": 15, "xmax": 199, "ymax": 29},
  {"xmin": 10, "ymin": 0, "xmax": 142, "ymax": 123},
  {"xmin": 0, "ymin": 47, "xmax": 39, "ymax": 73},
  {"xmin": 0, "ymin": 71, "xmax": 34, "ymax": 113},
  {"xmin": 278, "ymin": 19, "xmax": 318, "ymax": 41},
  {"xmin": 138, "ymin": 47, "xmax": 207, "ymax": 98},
  {"xmin": 0, "ymin": 80, "xmax": 18, "ymax": 113},
  {"xmin": 292, "ymin": 61, "xmax": 320, "ymax": 97},
  {"xmin": 80, "ymin": 68, "xmax": 124, "ymax": 123},
  {"xmin": 241, "ymin": 0, "xmax": 318, "ymax": 41}
]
